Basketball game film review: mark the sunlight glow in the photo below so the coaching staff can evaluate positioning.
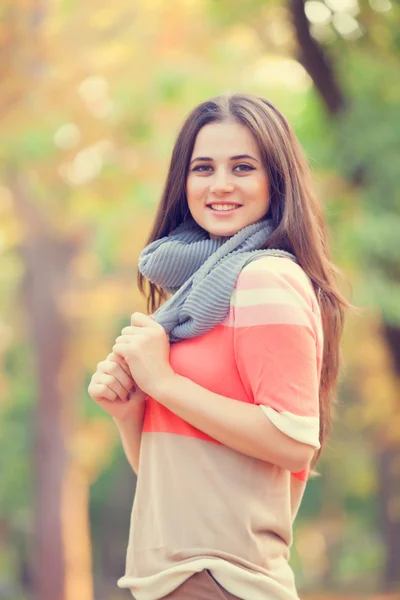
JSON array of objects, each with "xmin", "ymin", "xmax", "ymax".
[
  {"xmin": 58, "ymin": 140, "xmax": 116, "ymax": 187},
  {"xmin": 59, "ymin": 147, "xmax": 102, "ymax": 186},
  {"xmin": 78, "ymin": 75, "xmax": 108, "ymax": 102},
  {"xmin": 54, "ymin": 123, "xmax": 81, "ymax": 150},
  {"xmin": 369, "ymin": 0, "xmax": 392, "ymax": 12},
  {"xmin": 310, "ymin": 23, "xmax": 337, "ymax": 43},
  {"xmin": 332, "ymin": 11, "xmax": 363, "ymax": 38},
  {"xmin": 242, "ymin": 57, "xmax": 312, "ymax": 92},
  {"xmin": 77, "ymin": 76, "xmax": 114, "ymax": 119},
  {"xmin": 305, "ymin": 1, "xmax": 332, "ymax": 25},
  {"xmin": 325, "ymin": 0, "xmax": 360, "ymax": 15}
]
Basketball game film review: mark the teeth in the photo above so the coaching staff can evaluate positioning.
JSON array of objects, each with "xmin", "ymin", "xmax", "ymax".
[{"xmin": 209, "ymin": 204, "xmax": 239, "ymax": 211}]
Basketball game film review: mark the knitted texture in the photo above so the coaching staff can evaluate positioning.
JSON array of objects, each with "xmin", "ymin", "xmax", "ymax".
[{"xmin": 138, "ymin": 215, "xmax": 298, "ymax": 342}]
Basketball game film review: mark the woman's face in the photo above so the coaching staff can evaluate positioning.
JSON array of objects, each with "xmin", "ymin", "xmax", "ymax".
[{"xmin": 186, "ymin": 121, "xmax": 270, "ymax": 239}]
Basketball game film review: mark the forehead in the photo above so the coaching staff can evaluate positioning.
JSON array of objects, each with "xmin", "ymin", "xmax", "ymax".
[{"xmin": 191, "ymin": 121, "xmax": 260, "ymax": 158}]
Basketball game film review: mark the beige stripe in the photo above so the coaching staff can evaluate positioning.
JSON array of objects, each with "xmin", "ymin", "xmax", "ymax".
[
  {"xmin": 119, "ymin": 433, "xmax": 303, "ymax": 600},
  {"xmin": 231, "ymin": 288, "xmax": 312, "ymax": 311},
  {"xmin": 259, "ymin": 406, "xmax": 321, "ymax": 449}
]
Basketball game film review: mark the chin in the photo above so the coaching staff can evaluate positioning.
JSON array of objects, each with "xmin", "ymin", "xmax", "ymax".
[
  {"xmin": 210, "ymin": 220, "xmax": 250, "ymax": 235},
  {"xmin": 209, "ymin": 228, "xmax": 240, "ymax": 239}
]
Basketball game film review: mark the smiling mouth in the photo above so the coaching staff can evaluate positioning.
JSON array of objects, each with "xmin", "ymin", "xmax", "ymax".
[{"xmin": 207, "ymin": 204, "xmax": 242, "ymax": 212}]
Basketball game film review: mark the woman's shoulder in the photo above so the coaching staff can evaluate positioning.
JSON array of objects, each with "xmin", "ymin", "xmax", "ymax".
[
  {"xmin": 233, "ymin": 255, "xmax": 323, "ymax": 345},
  {"xmin": 236, "ymin": 255, "xmax": 318, "ymax": 310}
]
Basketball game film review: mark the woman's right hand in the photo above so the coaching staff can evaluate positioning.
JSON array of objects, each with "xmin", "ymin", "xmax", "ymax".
[{"xmin": 88, "ymin": 352, "xmax": 147, "ymax": 420}]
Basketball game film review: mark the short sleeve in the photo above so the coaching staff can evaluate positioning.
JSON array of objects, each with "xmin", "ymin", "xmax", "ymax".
[{"xmin": 233, "ymin": 257, "xmax": 322, "ymax": 450}]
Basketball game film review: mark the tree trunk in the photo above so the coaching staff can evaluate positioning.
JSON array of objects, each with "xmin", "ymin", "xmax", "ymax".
[
  {"xmin": 376, "ymin": 447, "xmax": 400, "ymax": 592},
  {"xmin": 379, "ymin": 325, "xmax": 400, "ymax": 591},
  {"xmin": 2, "ymin": 0, "xmax": 95, "ymax": 595},
  {"xmin": 10, "ymin": 171, "xmax": 71, "ymax": 599},
  {"xmin": 9, "ymin": 170, "xmax": 93, "ymax": 600},
  {"xmin": 289, "ymin": 0, "xmax": 346, "ymax": 116}
]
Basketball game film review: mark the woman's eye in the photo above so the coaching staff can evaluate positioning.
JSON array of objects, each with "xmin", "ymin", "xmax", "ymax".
[
  {"xmin": 193, "ymin": 165, "xmax": 211, "ymax": 172},
  {"xmin": 235, "ymin": 164, "xmax": 254, "ymax": 172},
  {"xmin": 192, "ymin": 164, "xmax": 254, "ymax": 172}
]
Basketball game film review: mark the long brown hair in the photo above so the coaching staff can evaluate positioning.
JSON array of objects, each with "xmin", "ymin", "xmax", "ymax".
[{"xmin": 138, "ymin": 92, "xmax": 355, "ymax": 471}]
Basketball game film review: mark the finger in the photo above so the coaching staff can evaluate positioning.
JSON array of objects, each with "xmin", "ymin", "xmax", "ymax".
[
  {"xmin": 131, "ymin": 312, "xmax": 158, "ymax": 328},
  {"xmin": 112, "ymin": 342, "xmax": 131, "ymax": 359},
  {"xmin": 116, "ymin": 333, "xmax": 143, "ymax": 344},
  {"xmin": 96, "ymin": 373, "xmax": 129, "ymax": 401},
  {"xmin": 131, "ymin": 313, "xmax": 169, "ymax": 340},
  {"xmin": 121, "ymin": 325, "xmax": 143, "ymax": 336},
  {"xmin": 90, "ymin": 381, "xmax": 120, "ymax": 403},
  {"xmin": 106, "ymin": 353, "xmax": 131, "ymax": 378},
  {"xmin": 100, "ymin": 359, "xmax": 133, "ymax": 393},
  {"xmin": 114, "ymin": 335, "xmax": 133, "ymax": 345}
]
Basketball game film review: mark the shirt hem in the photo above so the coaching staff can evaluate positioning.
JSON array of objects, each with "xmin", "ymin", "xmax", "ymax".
[{"xmin": 117, "ymin": 557, "xmax": 300, "ymax": 600}]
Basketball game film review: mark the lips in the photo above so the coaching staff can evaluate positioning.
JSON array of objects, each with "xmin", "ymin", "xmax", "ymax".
[{"xmin": 206, "ymin": 205, "xmax": 241, "ymax": 216}]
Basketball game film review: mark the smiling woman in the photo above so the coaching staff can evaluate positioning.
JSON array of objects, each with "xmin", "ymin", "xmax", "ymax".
[
  {"xmin": 90, "ymin": 92, "xmax": 354, "ymax": 600},
  {"xmin": 186, "ymin": 121, "xmax": 271, "ymax": 238}
]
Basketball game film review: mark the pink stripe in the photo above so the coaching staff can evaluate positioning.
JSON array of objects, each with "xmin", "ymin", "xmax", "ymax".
[
  {"xmin": 257, "ymin": 391, "xmax": 319, "ymax": 417},
  {"xmin": 235, "ymin": 325, "xmax": 319, "ymax": 415}
]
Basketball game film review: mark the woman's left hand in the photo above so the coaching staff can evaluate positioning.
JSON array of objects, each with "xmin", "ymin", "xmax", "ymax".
[{"xmin": 113, "ymin": 312, "xmax": 175, "ymax": 398}]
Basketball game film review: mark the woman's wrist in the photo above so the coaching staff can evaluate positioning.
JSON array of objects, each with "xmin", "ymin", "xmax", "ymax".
[{"xmin": 112, "ymin": 397, "xmax": 147, "ymax": 426}]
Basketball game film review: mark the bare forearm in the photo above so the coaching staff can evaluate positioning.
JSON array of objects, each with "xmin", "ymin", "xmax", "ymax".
[
  {"xmin": 113, "ymin": 400, "xmax": 147, "ymax": 475},
  {"xmin": 153, "ymin": 374, "xmax": 314, "ymax": 472}
]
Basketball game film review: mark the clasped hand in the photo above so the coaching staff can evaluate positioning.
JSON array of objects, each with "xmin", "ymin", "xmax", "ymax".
[{"xmin": 113, "ymin": 312, "xmax": 175, "ymax": 398}]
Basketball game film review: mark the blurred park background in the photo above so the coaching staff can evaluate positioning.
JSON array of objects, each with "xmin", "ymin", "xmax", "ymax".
[{"xmin": 0, "ymin": 0, "xmax": 400, "ymax": 599}]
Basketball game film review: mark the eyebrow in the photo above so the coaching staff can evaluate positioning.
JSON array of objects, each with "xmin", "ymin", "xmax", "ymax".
[{"xmin": 190, "ymin": 154, "xmax": 260, "ymax": 165}]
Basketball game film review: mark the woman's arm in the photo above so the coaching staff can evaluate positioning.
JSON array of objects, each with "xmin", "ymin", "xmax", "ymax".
[
  {"xmin": 153, "ymin": 374, "xmax": 314, "ymax": 472},
  {"xmin": 150, "ymin": 257, "xmax": 321, "ymax": 474},
  {"xmin": 113, "ymin": 398, "xmax": 147, "ymax": 475}
]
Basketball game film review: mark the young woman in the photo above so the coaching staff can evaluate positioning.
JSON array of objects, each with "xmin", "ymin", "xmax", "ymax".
[{"xmin": 88, "ymin": 93, "xmax": 352, "ymax": 600}]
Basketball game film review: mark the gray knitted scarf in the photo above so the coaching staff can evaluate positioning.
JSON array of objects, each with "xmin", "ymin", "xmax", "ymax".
[{"xmin": 138, "ymin": 215, "xmax": 298, "ymax": 343}]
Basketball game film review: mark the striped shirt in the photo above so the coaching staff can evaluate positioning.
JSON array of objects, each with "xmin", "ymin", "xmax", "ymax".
[{"xmin": 117, "ymin": 256, "xmax": 323, "ymax": 600}]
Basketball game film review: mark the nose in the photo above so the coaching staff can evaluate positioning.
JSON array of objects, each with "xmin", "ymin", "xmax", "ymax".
[{"xmin": 209, "ymin": 168, "xmax": 234, "ymax": 195}]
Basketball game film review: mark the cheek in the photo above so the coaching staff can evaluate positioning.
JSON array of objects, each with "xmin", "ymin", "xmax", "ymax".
[
  {"xmin": 252, "ymin": 174, "xmax": 269, "ymax": 191},
  {"xmin": 250, "ymin": 177, "xmax": 269, "ymax": 203},
  {"xmin": 186, "ymin": 178, "xmax": 205, "ymax": 202}
]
